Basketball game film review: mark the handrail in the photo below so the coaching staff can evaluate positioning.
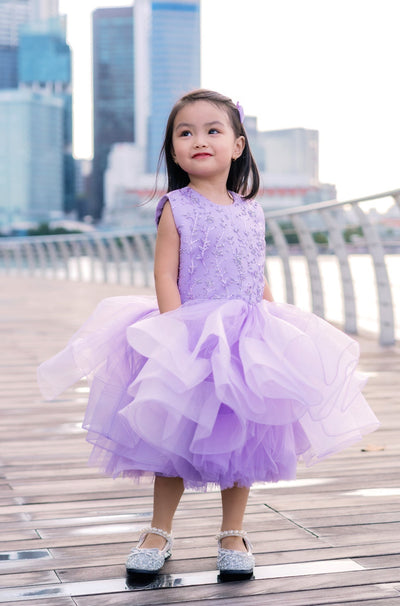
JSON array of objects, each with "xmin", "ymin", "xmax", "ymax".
[
  {"xmin": 1, "ymin": 188, "xmax": 399, "ymax": 346},
  {"xmin": 263, "ymin": 188, "xmax": 400, "ymax": 218}
]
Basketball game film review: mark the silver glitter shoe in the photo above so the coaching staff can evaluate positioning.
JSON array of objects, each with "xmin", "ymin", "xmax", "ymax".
[
  {"xmin": 216, "ymin": 530, "xmax": 255, "ymax": 580},
  {"xmin": 126, "ymin": 526, "xmax": 173, "ymax": 575}
]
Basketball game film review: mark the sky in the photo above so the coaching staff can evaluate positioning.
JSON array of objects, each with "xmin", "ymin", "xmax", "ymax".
[{"xmin": 59, "ymin": 0, "xmax": 400, "ymax": 202}]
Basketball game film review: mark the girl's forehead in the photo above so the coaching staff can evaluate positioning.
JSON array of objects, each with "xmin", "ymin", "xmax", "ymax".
[{"xmin": 174, "ymin": 100, "xmax": 230, "ymax": 126}]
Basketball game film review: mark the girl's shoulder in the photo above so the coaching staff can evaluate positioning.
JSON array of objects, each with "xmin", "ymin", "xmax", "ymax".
[{"xmin": 155, "ymin": 187, "xmax": 190, "ymax": 226}]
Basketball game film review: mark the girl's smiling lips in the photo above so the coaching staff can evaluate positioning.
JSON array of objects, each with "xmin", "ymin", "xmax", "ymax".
[{"xmin": 192, "ymin": 152, "xmax": 213, "ymax": 159}]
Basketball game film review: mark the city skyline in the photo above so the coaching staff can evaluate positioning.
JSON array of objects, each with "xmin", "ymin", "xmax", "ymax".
[{"xmin": 61, "ymin": 0, "xmax": 399, "ymax": 202}]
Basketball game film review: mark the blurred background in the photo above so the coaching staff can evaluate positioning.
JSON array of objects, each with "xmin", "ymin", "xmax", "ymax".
[{"xmin": 0, "ymin": 0, "xmax": 399, "ymax": 233}]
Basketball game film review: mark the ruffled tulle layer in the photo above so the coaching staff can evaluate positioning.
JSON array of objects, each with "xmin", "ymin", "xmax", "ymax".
[{"xmin": 37, "ymin": 296, "xmax": 379, "ymax": 490}]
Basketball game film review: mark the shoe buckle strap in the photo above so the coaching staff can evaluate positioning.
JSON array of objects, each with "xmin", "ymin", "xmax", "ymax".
[
  {"xmin": 138, "ymin": 526, "xmax": 173, "ymax": 548},
  {"xmin": 215, "ymin": 530, "xmax": 253, "ymax": 551}
]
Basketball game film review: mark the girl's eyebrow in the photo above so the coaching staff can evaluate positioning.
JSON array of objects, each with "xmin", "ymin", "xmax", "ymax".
[{"xmin": 174, "ymin": 120, "xmax": 225, "ymax": 130}]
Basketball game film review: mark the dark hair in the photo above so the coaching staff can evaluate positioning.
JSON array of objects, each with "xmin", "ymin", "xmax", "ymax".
[{"xmin": 157, "ymin": 89, "xmax": 260, "ymax": 200}]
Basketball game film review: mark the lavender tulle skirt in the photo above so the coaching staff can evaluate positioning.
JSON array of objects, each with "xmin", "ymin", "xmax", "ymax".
[{"xmin": 37, "ymin": 296, "xmax": 379, "ymax": 490}]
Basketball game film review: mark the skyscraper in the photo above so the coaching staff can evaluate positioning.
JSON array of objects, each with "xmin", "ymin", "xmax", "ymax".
[
  {"xmin": 135, "ymin": 0, "xmax": 201, "ymax": 173},
  {"xmin": 0, "ymin": 0, "xmax": 30, "ymax": 89},
  {"xmin": 18, "ymin": 15, "xmax": 74, "ymax": 212},
  {"xmin": 94, "ymin": 1, "xmax": 200, "ymax": 219},
  {"xmin": 30, "ymin": 0, "xmax": 59, "ymax": 21},
  {"xmin": 92, "ymin": 7, "xmax": 134, "ymax": 220},
  {"xmin": 0, "ymin": 89, "xmax": 63, "ymax": 227}
]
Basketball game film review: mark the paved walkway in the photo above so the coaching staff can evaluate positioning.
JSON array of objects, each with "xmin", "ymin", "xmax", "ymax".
[{"xmin": 1, "ymin": 276, "xmax": 400, "ymax": 605}]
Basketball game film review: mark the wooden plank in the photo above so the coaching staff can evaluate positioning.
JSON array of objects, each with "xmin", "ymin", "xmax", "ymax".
[
  {"xmin": 1, "ymin": 276, "xmax": 400, "ymax": 605},
  {"xmin": 71, "ymin": 569, "xmax": 400, "ymax": 605},
  {"xmin": 0, "ymin": 570, "xmax": 59, "ymax": 589},
  {"xmin": 6, "ymin": 600, "xmax": 75, "ymax": 606},
  {"xmin": 186, "ymin": 593, "xmax": 400, "ymax": 606}
]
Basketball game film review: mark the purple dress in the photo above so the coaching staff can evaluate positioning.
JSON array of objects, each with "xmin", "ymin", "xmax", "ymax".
[{"xmin": 37, "ymin": 186, "xmax": 379, "ymax": 490}]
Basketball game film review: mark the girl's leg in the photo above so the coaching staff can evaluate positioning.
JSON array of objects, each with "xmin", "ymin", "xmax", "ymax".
[
  {"xmin": 220, "ymin": 485, "xmax": 250, "ymax": 552},
  {"xmin": 140, "ymin": 476, "xmax": 184, "ymax": 549}
]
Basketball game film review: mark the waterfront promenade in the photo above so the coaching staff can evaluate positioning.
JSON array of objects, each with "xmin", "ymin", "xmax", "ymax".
[{"xmin": 1, "ymin": 276, "xmax": 400, "ymax": 605}]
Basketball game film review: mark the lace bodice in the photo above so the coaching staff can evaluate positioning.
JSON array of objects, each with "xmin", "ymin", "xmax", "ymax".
[{"xmin": 156, "ymin": 186, "xmax": 266, "ymax": 304}]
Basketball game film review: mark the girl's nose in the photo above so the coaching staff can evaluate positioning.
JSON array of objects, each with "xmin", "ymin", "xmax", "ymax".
[{"xmin": 194, "ymin": 141, "xmax": 207, "ymax": 148}]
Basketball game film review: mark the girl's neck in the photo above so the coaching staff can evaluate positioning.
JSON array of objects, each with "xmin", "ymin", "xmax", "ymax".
[{"xmin": 188, "ymin": 178, "xmax": 233, "ymax": 206}]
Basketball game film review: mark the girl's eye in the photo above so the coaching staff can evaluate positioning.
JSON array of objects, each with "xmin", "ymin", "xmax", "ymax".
[
  {"xmin": 209, "ymin": 128, "xmax": 219, "ymax": 134},
  {"xmin": 179, "ymin": 130, "xmax": 192, "ymax": 137}
]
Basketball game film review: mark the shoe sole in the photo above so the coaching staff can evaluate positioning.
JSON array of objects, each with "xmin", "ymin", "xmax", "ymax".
[
  {"xmin": 218, "ymin": 570, "xmax": 254, "ymax": 582},
  {"xmin": 126, "ymin": 568, "xmax": 161, "ymax": 577}
]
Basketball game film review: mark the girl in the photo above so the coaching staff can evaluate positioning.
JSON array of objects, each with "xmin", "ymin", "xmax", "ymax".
[{"xmin": 38, "ymin": 89, "xmax": 379, "ymax": 580}]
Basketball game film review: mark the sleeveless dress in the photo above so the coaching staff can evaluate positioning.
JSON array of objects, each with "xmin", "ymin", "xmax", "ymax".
[{"xmin": 37, "ymin": 186, "xmax": 379, "ymax": 490}]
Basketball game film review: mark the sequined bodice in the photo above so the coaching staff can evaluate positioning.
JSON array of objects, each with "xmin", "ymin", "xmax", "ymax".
[{"xmin": 156, "ymin": 186, "xmax": 266, "ymax": 304}]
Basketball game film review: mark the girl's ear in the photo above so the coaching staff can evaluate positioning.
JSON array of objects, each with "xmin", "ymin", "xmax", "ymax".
[{"xmin": 232, "ymin": 135, "xmax": 245, "ymax": 161}]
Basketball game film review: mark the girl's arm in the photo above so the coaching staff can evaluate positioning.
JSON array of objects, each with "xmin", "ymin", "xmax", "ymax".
[
  {"xmin": 263, "ymin": 277, "xmax": 274, "ymax": 302},
  {"xmin": 154, "ymin": 201, "xmax": 182, "ymax": 313}
]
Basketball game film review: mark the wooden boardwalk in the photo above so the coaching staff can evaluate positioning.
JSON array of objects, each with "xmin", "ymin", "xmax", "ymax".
[{"xmin": 1, "ymin": 276, "xmax": 400, "ymax": 606}]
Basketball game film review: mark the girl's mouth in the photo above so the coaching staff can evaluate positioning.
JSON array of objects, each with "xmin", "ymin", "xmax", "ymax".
[{"xmin": 192, "ymin": 153, "xmax": 212, "ymax": 159}]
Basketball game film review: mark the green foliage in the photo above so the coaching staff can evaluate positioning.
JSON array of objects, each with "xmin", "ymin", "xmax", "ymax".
[
  {"xmin": 280, "ymin": 221, "xmax": 299, "ymax": 245},
  {"xmin": 27, "ymin": 223, "xmax": 82, "ymax": 236},
  {"xmin": 343, "ymin": 226, "xmax": 364, "ymax": 243},
  {"xmin": 266, "ymin": 221, "xmax": 328, "ymax": 247},
  {"xmin": 313, "ymin": 231, "xmax": 329, "ymax": 245}
]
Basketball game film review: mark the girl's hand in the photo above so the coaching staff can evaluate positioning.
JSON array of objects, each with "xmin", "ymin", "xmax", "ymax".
[
  {"xmin": 263, "ymin": 277, "xmax": 274, "ymax": 302},
  {"xmin": 154, "ymin": 201, "xmax": 182, "ymax": 313}
]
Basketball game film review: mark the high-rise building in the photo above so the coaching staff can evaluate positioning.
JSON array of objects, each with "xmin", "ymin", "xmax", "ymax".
[
  {"xmin": 19, "ymin": 17, "xmax": 70, "ymax": 85},
  {"xmin": 92, "ymin": 7, "xmax": 134, "ymax": 220},
  {"xmin": 18, "ymin": 16, "xmax": 74, "ymax": 212},
  {"xmin": 134, "ymin": 0, "xmax": 201, "ymax": 173},
  {"xmin": 0, "ymin": 89, "xmax": 63, "ymax": 227},
  {"xmin": 0, "ymin": 0, "xmax": 30, "ymax": 89},
  {"xmin": 258, "ymin": 128, "xmax": 319, "ymax": 183},
  {"xmin": 102, "ymin": 0, "xmax": 200, "ymax": 221},
  {"xmin": 30, "ymin": 0, "xmax": 59, "ymax": 21}
]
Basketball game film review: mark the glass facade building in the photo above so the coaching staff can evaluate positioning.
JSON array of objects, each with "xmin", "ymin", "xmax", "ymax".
[
  {"xmin": 19, "ymin": 18, "xmax": 70, "ymax": 85},
  {"xmin": 0, "ymin": 0, "xmax": 30, "ymax": 90},
  {"xmin": 147, "ymin": 1, "xmax": 200, "ymax": 172},
  {"xmin": 0, "ymin": 46, "xmax": 18, "ymax": 89},
  {"xmin": 92, "ymin": 7, "xmax": 134, "ymax": 220},
  {"xmin": 0, "ymin": 89, "xmax": 63, "ymax": 227},
  {"xmin": 18, "ymin": 17, "xmax": 74, "ymax": 213}
]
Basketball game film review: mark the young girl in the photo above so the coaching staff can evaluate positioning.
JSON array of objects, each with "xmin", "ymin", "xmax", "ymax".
[{"xmin": 38, "ymin": 89, "xmax": 379, "ymax": 580}]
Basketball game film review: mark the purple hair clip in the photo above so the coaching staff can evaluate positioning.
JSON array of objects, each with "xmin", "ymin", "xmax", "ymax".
[{"xmin": 236, "ymin": 101, "xmax": 245, "ymax": 124}]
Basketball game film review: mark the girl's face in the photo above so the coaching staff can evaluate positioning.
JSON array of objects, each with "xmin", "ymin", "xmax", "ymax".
[{"xmin": 171, "ymin": 101, "xmax": 244, "ymax": 184}]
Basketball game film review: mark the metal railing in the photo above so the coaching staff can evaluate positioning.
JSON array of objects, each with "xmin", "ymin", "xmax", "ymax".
[
  {"xmin": 263, "ymin": 188, "xmax": 400, "ymax": 346},
  {"xmin": 1, "ymin": 188, "xmax": 399, "ymax": 345}
]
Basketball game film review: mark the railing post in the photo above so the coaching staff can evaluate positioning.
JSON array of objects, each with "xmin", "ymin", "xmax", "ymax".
[
  {"xmin": 71, "ymin": 240, "xmax": 83, "ymax": 281},
  {"xmin": 81, "ymin": 239, "xmax": 97, "ymax": 282},
  {"xmin": 108, "ymin": 237, "xmax": 122, "ymax": 284},
  {"xmin": 291, "ymin": 214, "xmax": 325, "ymax": 318},
  {"xmin": 44, "ymin": 241, "xmax": 60, "ymax": 279},
  {"xmin": 58, "ymin": 240, "xmax": 71, "ymax": 280},
  {"xmin": 266, "ymin": 217, "xmax": 294, "ymax": 304},
  {"xmin": 321, "ymin": 209, "xmax": 357, "ymax": 334},
  {"xmin": 1, "ymin": 244, "xmax": 12, "ymax": 274},
  {"xmin": 120, "ymin": 236, "xmax": 135, "ymax": 285},
  {"xmin": 33, "ymin": 241, "xmax": 47, "ymax": 278},
  {"xmin": 353, "ymin": 204, "xmax": 395, "ymax": 346},
  {"xmin": 13, "ymin": 244, "xmax": 24, "ymax": 275},
  {"xmin": 92, "ymin": 238, "xmax": 108, "ymax": 283},
  {"xmin": 23, "ymin": 242, "xmax": 35, "ymax": 276},
  {"xmin": 134, "ymin": 234, "xmax": 152, "ymax": 287}
]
